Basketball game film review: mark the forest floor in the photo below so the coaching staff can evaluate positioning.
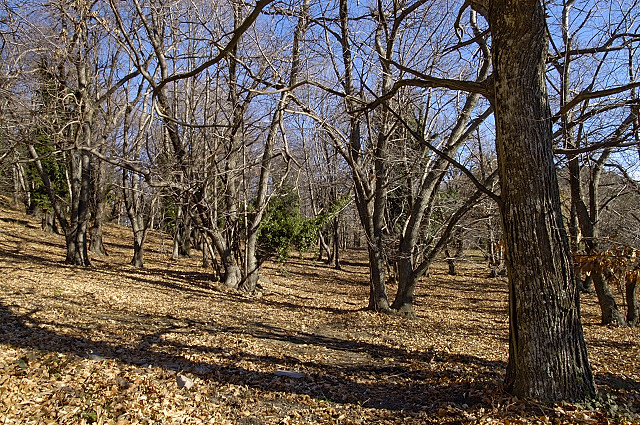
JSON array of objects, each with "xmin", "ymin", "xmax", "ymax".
[{"xmin": 0, "ymin": 199, "xmax": 638, "ymax": 425}]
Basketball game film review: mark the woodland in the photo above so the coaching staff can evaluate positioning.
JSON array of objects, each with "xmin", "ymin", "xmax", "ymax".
[{"xmin": 0, "ymin": 0, "xmax": 640, "ymax": 422}]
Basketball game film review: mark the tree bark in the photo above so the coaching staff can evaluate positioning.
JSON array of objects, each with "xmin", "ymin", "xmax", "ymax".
[
  {"xmin": 131, "ymin": 235, "xmax": 145, "ymax": 268},
  {"xmin": 89, "ymin": 156, "xmax": 108, "ymax": 256},
  {"xmin": 488, "ymin": 0, "xmax": 595, "ymax": 401},
  {"xmin": 626, "ymin": 276, "xmax": 638, "ymax": 326},
  {"xmin": 593, "ymin": 272, "xmax": 627, "ymax": 325},
  {"xmin": 367, "ymin": 245, "xmax": 391, "ymax": 312},
  {"xmin": 393, "ymin": 258, "xmax": 419, "ymax": 318}
]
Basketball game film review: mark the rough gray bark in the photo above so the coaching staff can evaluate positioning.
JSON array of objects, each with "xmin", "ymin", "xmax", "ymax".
[{"xmin": 488, "ymin": 0, "xmax": 595, "ymax": 401}]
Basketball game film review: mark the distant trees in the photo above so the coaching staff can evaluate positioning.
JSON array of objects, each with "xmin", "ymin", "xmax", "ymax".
[
  {"xmin": 104, "ymin": 0, "xmax": 309, "ymax": 288},
  {"xmin": 21, "ymin": 0, "xmax": 128, "ymax": 266},
  {"xmin": 549, "ymin": 0, "xmax": 640, "ymax": 326}
]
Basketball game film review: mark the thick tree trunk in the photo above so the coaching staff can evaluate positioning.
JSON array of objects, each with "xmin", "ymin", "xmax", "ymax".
[
  {"xmin": 223, "ymin": 261, "xmax": 243, "ymax": 289},
  {"xmin": 489, "ymin": 0, "xmax": 595, "ymax": 401},
  {"xmin": 209, "ymin": 229, "xmax": 243, "ymax": 289}
]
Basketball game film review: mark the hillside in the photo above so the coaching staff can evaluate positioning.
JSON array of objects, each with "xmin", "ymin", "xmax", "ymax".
[{"xmin": 0, "ymin": 200, "xmax": 638, "ymax": 424}]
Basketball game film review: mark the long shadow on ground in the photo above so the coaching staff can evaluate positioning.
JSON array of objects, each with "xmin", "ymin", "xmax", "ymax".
[{"xmin": 0, "ymin": 299, "xmax": 507, "ymax": 413}]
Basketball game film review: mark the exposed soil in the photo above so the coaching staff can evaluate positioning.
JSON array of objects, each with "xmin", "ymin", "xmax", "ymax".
[{"xmin": 0, "ymin": 200, "xmax": 638, "ymax": 424}]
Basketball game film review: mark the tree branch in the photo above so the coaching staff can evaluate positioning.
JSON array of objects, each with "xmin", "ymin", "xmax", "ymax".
[
  {"xmin": 555, "ymin": 81, "xmax": 640, "ymax": 118},
  {"xmin": 154, "ymin": 0, "xmax": 274, "ymax": 93}
]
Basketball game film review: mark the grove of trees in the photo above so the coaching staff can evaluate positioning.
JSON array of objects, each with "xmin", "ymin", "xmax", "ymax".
[{"xmin": 1, "ymin": 0, "xmax": 639, "ymax": 402}]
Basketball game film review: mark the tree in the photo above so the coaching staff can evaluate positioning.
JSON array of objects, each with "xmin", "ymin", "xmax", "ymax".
[
  {"xmin": 372, "ymin": 0, "xmax": 597, "ymax": 399},
  {"xmin": 549, "ymin": 0, "xmax": 640, "ymax": 326},
  {"xmin": 480, "ymin": 0, "xmax": 595, "ymax": 400},
  {"xmin": 240, "ymin": 0, "xmax": 311, "ymax": 292},
  {"xmin": 105, "ymin": 0, "xmax": 278, "ymax": 287},
  {"xmin": 335, "ymin": 0, "xmax": 391, "ymax": 311},
  {"xmin": 386, "ymin": 8, "xmax": 496, "ymax": 317},
  {"xmin": 13, "ymin": 0, "xmax": 140, "ymax": 266}
]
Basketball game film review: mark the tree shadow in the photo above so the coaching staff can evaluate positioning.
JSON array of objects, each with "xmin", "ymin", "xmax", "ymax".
[
  {"xmin": 0, "ymin": 245, "xmax": 71, "ymax": 269},
  {"xmin": 249, "ymin": 296, "xmax": 357, "ymax": 314},
  {"xmin": 595, "ymin": 372, "xmax": 640, "ymax": 392},
  {"xmin": 0, "ymin": 299, "xmax": 506, "ymax": 413}
]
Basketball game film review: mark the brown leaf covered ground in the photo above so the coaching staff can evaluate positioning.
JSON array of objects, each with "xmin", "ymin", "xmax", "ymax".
[{"xmin": 0, "ymin": 200, "xmax": 638, "ymax": 425}]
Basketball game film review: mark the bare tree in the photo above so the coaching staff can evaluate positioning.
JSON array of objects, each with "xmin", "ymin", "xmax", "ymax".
[{"xmin": 550, "ymin": 0, "xmax": 640, "ymax": 325}]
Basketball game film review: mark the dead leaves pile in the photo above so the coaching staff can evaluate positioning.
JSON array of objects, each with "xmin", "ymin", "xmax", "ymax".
[{"xmin": 0, "ymin": 203, "xmax": 639, "ymax": 424}]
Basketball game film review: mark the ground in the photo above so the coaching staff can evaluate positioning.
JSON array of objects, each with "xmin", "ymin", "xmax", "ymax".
[{"xmin": 0, "ymin": 200, "xmax": 638, "ymax": 425}]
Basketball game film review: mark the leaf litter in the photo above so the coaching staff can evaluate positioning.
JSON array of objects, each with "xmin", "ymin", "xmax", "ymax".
[{"xmin": 0, "ymin": 203, "xmax": 638, "ymax": 424}]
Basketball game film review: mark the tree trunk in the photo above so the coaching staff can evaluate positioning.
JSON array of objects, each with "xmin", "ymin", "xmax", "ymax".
[
  {"xmin": 243, "ymin": 235, "xmax": 260, "ymax": 292},
  {"xmin": 392, "ymin": 257, "xmax": 418, "ymax": 318},
  {"xmin": 128, "ymin": 210, "xmax": 148, "ymax": 268},
  {"xmin": 332, "ymin": 217, "xmax": 341, "ymax": 270},
  {"xmin": 592, "ymin": 272, "xmax": 626, "ymax": 325},
  {"xmin": 241, "ymin": 0, "xmax": 309, "ymax": 293},
  {"xmin": 42, "ymin": 211, "xmax": 56, "ymax": 234},
  {"xmin": 318, "ymin": 230, "xmax": 330, "ymax": 263},
  {"xmin": 89, "ymin": 157, "xmax": 108, "ymax": 256},
  {"xmin": 223, "ymin": 261, "xmax": 243, "ymax": 289},
  {"xmin": 89, "ymin": 222, "xmax": 107, "ymax": 256},
  {"xmin": 65, "ymin": 149, "xmax": 92, "ymax": 267},
  {"xmin": 489, "ymin": 0, "xmax": 595, "ymax": 401},
  {"xmin": 367, "ymin": 245, "xmax": 391, "ymax": 312},
  {"xmin": 445, "ymin": 249, "xmax": 456, "ymax": 276},
  {"xmin": 131, "ymin": 235, "xmax": 145, "ymax": 268},
  {"xmin": 209, "ymin": 229, "xmax": 243, "ymax": 289},
  {"xmin": 172, "ymin": 207, "xmax": 192, "ymax": 258},
  {"xmin": 625, "ymin": 276, "xmax": 638, "ymax": 326}
]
